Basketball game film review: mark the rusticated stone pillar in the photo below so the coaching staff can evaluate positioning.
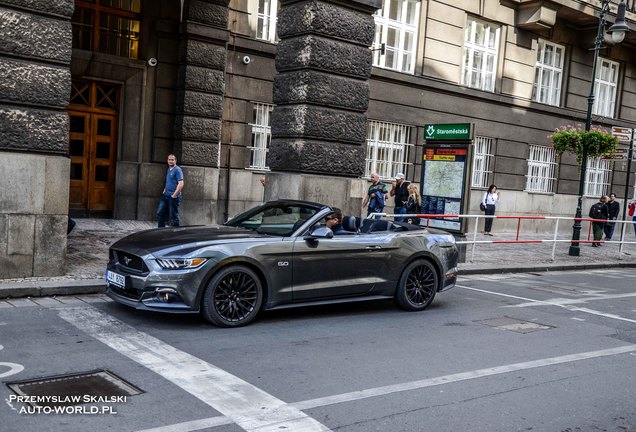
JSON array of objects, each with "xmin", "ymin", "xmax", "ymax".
[
  {"xmin": 268, "ymin": 0, "xmax": 381, "ymax": 176},
  {"xmin": 0, "ymin": 0, "xmax": 73, "ymax": 277},
  {"xmin": 173, "ymin": 0, "xmax": 229, "ymax": 167}
]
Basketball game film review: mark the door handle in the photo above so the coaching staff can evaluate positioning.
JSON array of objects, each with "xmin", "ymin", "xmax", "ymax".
[{"xmin": 365, "ymin": 245, "xmax": 382, "ymax": 250}]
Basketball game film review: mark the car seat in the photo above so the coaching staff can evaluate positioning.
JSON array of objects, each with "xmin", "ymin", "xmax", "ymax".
[{"xmin": 342, "ymin": 216, "xmax": 359, "ymax": 233}]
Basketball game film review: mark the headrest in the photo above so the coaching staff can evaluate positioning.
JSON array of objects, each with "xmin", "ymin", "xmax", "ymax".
[{"xmin": 342, "ymin": 216, "xmax": 358, "ymax": 232}]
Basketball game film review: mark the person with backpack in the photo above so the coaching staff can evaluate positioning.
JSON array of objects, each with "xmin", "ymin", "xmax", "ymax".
[
  {"xmin": 603, "ymin": 192, "xmax": 620, "ymax": 240},
  {"xmin": 362, "ymin": 172, "xmax": 389, "ymax": 219},
  {"xmin": 589, "ymin": 195, "xmax": 609, "ymax": 247}
]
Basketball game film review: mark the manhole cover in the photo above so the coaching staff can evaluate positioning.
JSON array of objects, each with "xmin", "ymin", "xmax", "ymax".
[
  {"xmin": 475, "ymin": 316, "xmax": 553, "ymax": 334},
  {"xmin": 6, "ymin": 369, "xmax": 143, "ymax": 407}
]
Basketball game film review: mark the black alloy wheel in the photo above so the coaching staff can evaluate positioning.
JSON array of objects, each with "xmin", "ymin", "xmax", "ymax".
[
  {"xmin": 202, "ymin": 265, "xmax": 263, "ymax": 327},
  {"xmin": 395, "ymin": 259, "xmax": 438, "ymax": 311}
]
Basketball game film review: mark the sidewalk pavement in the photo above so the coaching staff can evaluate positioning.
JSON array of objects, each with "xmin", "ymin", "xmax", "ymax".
[{"xmin": 1, "ymin": 218, "xmax": 635, "ymax": 299}]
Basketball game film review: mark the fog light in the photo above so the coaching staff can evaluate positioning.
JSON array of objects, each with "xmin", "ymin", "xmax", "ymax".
[{"xmin": 155, "ymin": 288, "xmax": 179, "ymax": 303}]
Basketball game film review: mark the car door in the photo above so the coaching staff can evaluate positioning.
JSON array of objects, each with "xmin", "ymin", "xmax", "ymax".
[{"xmin": 291, "ymin": 232, "xmax": 393, "ymax": 301}]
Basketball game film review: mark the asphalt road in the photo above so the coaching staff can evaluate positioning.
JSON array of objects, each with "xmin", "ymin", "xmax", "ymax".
[{"xmin": 1, "ymin": 268, "xmax": 635, "ymax": 432}]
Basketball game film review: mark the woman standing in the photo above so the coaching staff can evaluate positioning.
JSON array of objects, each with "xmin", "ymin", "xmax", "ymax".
[
  {"xmin": 482, "ymin": 184, "xmax": 500, "ymax": 235},
  {"xmin": 406, "ymin": 184, "xmax": 422, "ymax": 225}
]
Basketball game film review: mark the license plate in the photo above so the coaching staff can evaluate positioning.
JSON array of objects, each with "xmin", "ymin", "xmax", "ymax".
[{"xmin": 106, "ymin": 270, "xmax": 125, "ymax": 288}]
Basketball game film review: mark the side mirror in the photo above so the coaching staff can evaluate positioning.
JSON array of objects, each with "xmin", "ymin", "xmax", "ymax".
[{"xmin": 304, "ymin": 226, "xmax": 334, "ymax": 240}]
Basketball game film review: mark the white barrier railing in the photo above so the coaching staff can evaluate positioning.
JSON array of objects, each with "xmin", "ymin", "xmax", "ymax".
[{"xmin": 367, "ymin": 212, "xmax": 636, "ymax": 262}]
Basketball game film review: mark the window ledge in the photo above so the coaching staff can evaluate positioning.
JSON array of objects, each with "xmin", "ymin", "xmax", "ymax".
[
  {"xmin": 245, "ymin": 167, "xmax": 270, "ymax": 173},
  {"xmin": 524, "ymin": 190, "xmax": 555, "ymax": 196}
]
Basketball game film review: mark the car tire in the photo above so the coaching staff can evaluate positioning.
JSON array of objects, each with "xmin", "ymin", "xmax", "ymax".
[
  {"xmin": 395, "ymin": 259, "xmax": 438, "ymax": 311},
  {"xmin": 201, "ymin": 265, "xmax": 263, "ymax": 327}
]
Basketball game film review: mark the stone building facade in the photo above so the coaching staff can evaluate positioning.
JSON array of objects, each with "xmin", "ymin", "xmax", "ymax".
[{"xmin": 2, "ymin": 0, "xmax": 636, "ymax": 277}]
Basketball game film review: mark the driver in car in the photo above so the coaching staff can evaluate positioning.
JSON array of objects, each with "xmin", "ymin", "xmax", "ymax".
[{"xmin": 325, "ymin": 208, "xmax": 348, "ymax": 235}]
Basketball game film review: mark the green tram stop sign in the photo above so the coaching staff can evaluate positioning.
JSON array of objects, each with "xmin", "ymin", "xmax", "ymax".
[{"xmin": 424, "ymin": 123, "xmax": 473, "ymax": 141}]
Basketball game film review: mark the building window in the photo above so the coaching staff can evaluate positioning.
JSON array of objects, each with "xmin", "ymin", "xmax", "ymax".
[
  {"xmin": 365, "ymin": 120, "xmax": 412, "ymax": 179},
  {"xmin": 248, "ymin": 103, "xmax": 274, "ymax": 171},
  {"xmin": 462, "ymin": 18, "xmax": 500, "ymax": 92},
  {"xmin": 533, "ymin": 40, "xmax": 564, "ymax": 106},
  {"xmin": 584, "ymin": 157, "xmax": 611, "ymax": 197},
  {"xmin": 525, "ymin": 145, "xmax": 557, "ymax": 193},
  {"xmin": 372, "ymin": 0, "xmax": 421, "ymax": 74},
  {"xmin": 256, "ymin": 0, "xmax": 278, "ymax": 42},
  {"xmin": 472, "ymin": 136, "xmax": 494, "ymax": 188},
  {"xmin": 593, "ymin": 58, "xmax": 619, "ymax": 118},
  {"xmin": 71, "ymin": 0, "xmax": 141, "ymax": 59}
]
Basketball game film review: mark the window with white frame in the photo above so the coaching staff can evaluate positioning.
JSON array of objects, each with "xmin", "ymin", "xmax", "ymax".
[
  {"xmin": 533, "ymin": 40, "xmax": 564, "ymax": 106},
  {"xmin": 593, "ymin": 58, "xmax": 619, "ymax": 118},
  {"xmin": 365, "ymin": 120, "xmax": 412, "ymax": 179},
  {"xmin": 472, "ymin": 136, "xmax": 494, "ymax": 188},
  {"xmin": 248, "ymin": 103, "xmax": 274, "ymax": 170},
  {"xmin": 584, "ymin": 157, "xmax": 611, "ymax": 197},
  {"xmin": 525, "ymin": 145, "xmax": 557, "ymax": 193},
  {"xmin": 462, "ymin": 18, "xmax": 500, "ymax": 92},
  {"xmin": 372, "ymin": 0, "xmax": 421, "ymax": 74},
  {"xmin": 256, "ymin": 0, "xmax": 278, "ymax": 42}
]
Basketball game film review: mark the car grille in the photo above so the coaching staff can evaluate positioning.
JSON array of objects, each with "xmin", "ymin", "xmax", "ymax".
[
  {"xmin": 109, "ymin": 285, "xmax": 143, "ymax": 301},
  {"xmin": 110, "ymin": 249, "xmax": 148, "ymax": 274}
]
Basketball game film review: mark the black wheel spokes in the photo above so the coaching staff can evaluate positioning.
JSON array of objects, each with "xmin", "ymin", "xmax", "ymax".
[
  {"xmin": 405, "ymin": 265, "xmax": 435, "ymax": 305},
  {"xmin": 214, "ymin": 271, "xmax": 259, "ymax": 322}
]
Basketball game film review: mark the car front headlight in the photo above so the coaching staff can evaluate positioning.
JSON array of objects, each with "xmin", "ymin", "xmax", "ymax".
[{"xmin": 154, "ymin": 258, "xmax": 207, "ymax": 270}]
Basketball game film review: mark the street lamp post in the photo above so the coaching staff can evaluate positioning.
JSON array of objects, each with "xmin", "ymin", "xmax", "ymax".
[{"xmin": 568, "ymin": 0, "xmax": 630, "ymax": 256}]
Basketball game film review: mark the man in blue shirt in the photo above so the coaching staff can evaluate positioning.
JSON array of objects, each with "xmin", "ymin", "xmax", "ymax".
[{"xmin": 156, "ymin": 154, "xmax": 185, "ymax": 227}]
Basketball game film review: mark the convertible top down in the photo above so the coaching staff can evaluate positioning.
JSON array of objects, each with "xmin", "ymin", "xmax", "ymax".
[{"xmin": 106, "ymin": 200, "xmax": 459, "ymax": 327}]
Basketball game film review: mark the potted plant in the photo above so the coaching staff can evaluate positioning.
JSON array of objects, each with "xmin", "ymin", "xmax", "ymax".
[{"xmin": 549, "ymin": 125, "xmax": 618, "ymax": 165}]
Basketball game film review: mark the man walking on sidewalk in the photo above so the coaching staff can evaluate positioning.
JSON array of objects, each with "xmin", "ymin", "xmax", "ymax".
[
  {"xmin": 604, "ymin": 192, "xmax": 620, "ymax": 240},
  {"xmin": 589, "ymin": 195, "xmax": 609, "ymax": 247}
]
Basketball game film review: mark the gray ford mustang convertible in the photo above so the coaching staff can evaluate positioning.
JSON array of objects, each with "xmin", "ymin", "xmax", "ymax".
[{"xmin": 106, "ymin": 200, "xmax": 458, "ymax": 327}]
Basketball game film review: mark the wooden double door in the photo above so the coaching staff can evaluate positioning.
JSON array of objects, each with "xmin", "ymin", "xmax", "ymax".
[{"xmin": 67, "ymin": 81, "xmax": 119, "ymax": 215}]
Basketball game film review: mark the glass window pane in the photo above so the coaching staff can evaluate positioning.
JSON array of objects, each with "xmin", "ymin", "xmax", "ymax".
[
  {"xmin": 96, "ymin": 142, "xmax": 110, "ymax": 159},
  {"xmin": 474, "ymin": 23, "xmax": 485, "ymax": 46},
  {"xmin": 69, "ymin": 139, "xmax": 84, "ymax": 156},
  {"xmin": 95, "ymin": 165, "xmax": 109, "ymax": 182},
  {"xmin": 71, "ymin": 163, "xmax": 83, "ymax": 180},
  {"xmin": 97, "ymin": 119, "xmax": 111, "ymax": 136},
  {"xmin": 385, "ymin": 49, "xmax": 396, "ymax": 69},
  {"xmin": 406, "ymin": 1, "xmax": 417, "ymax": 25},
  {"xmin": 487, "ymin": 27, "xmax": 497, "ymax": 49},
  {"xmin": 555, "ymin": 47, "xmax": 563, "ymax": 67},
  {"xmin": 388, "ymin": 0, "xmax": 400, "ymax": 21},
  {"xmin": 70, "ymin": 116, "xmax": 85, "ymax": 133},
  {"xmin": 387, "ymin": 27, "xmax": 397, "ymax": 48},
  {"xmin": 403, "ymin": 31, "xmax": 414, "ymax": 52}
]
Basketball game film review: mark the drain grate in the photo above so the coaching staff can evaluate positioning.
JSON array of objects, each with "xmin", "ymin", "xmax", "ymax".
[
  {"xmin": 475, "ymin": 316, "xmax": 553, "ymax": 334},
  {"xmin": 6, "ymin": 369, "xmax": 143, "ymax": 407}
]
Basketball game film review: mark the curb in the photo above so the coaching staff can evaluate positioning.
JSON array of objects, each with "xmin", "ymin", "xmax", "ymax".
[{"xmin": 0, "ymin": 279, "xmax": 105, "ymax": 299}]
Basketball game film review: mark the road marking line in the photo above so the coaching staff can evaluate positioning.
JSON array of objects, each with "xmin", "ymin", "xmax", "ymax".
[
  {"xmin": 138, "ymin": 344, "xmax": 636, "ymax": 432},
  {"xmin": 456, "ymin": 285, "xmax": 636, "ymax": 324},
  {"xmin": 57, "ymin": 306, "xmax": 330, "ymax": 432},
  {"xmin": 513, "ymin": 292, "xmax": 636, "ymax": 307},
  {"xmin": 571, "ymin": 317, "xmax": 586, "ymax": 321}
]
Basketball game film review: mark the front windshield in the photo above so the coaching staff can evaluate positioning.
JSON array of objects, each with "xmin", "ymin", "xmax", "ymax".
[{"xmin": 225, "ymin": 202, "xmax": 323, "ymax": 236}]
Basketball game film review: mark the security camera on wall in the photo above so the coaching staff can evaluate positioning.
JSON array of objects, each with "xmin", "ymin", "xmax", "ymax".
[
  {"xmin": 147, "ymin": 57, "xmax": 158, "ymax": 67},
  {"xmin": 242, "ymin": 55, "xmax": 251, "ymax": 65}
]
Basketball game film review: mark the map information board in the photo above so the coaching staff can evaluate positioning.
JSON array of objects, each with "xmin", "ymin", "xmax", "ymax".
[{"xmin": 420, "ymin": 145, "xmax": 469, "ymax": 232}]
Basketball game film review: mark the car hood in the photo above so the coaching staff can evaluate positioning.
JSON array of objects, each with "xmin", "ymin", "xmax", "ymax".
[{"xmin": 110, "ymin": 225, "xmax": 276, "ymax": 255}]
